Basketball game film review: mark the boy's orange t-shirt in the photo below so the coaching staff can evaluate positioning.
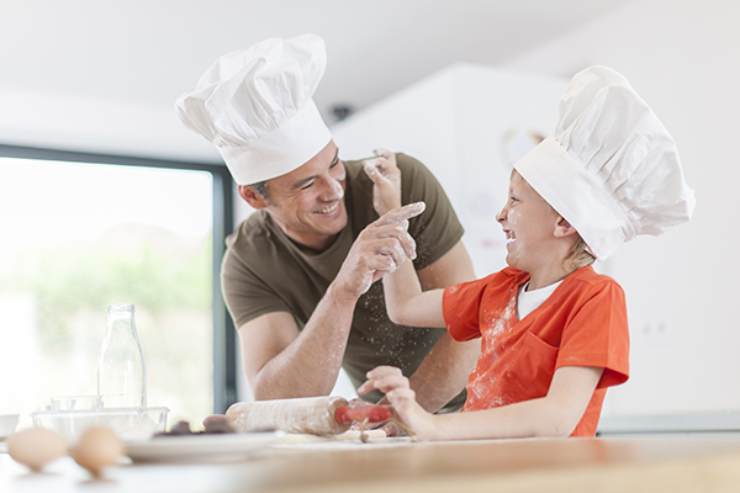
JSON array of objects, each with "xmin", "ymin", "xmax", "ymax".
[{"xmin": 442, "ymin": 266, "xmax": 629, "ymax": 436}]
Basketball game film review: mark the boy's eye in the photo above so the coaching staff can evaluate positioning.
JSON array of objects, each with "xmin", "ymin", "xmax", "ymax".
[{"xmin": 331, "ymin": 161, "xmax": 345, "ymax": 175}]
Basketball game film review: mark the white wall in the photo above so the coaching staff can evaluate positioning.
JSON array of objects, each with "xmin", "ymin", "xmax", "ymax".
[
  {"xmin": 333, "ymin": 64, "xmax": 568, "ymax": 279},
  {"xmin": 504, "ymin": 0, "xmax": 740, "ymax": 418}
]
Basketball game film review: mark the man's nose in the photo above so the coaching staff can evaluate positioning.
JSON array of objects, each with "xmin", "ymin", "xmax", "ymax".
[{"xmin": 319, "ymin": 175, "xmax": 344, "ymax": 201}]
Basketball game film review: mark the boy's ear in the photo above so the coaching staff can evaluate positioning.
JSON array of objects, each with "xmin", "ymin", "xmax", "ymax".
[
  {"xmin": 553, "ymin": 216, "xmax": 578, "ymax": 238},
  {"xmin": 238, "ymin": 185, "xmax": 269, "ymax": 209}
]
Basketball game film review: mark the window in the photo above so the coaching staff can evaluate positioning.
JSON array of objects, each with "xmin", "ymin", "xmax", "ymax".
[{"xmin": 0, "ymin": 146, "xmax": 235, "ymax": 427}]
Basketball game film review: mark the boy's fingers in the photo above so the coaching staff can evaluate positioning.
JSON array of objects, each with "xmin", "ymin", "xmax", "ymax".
[
  {"xmin": 372, "ymin": 148, "xmax": 396, "ymax": 167},
  {"xmin": 366, "ymin": 366, "xmax": 403, "ymax": 379},
  {"xmin": 371, "ymin": 375, "xmax": 409, "ymax": 393},
  {"xmin": 380, "ymin": 421, "xmax": 402, "ymax": 437},
  {"xmin": 364, "ymin": 161, "xmax": 391, "ymax": 185},
  {"xmin": 387, "ymin": 388, "xmax": 415, "ymax": 403},
  {"xmin": 357, "ymin": 380, "xmax": 374, "ymax": 395},
  {"xmin": 358, "ymin": 377, "xmax": 408, "ymax": 397},
  {"xmin": 358, "ymin": 366, "xmax": 401, "ymax": 394}
]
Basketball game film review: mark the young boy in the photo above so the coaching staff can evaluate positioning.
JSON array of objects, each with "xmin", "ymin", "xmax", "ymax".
[{"xmin": 359, "ymin": 66, "xmax": 695, "ymax": 439}]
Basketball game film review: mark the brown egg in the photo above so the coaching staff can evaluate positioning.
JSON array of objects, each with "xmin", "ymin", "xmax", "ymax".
[
  {"xmin": 7, "ymin": 427, "xmax": 68, "ymax": 472},
  {"xmin": 69, "ymin": 426, "xmax": 123, "ymax": 478}
]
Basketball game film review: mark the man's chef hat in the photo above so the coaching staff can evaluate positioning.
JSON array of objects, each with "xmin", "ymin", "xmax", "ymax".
[
  {"xmin": 175, "ymin": 34, "xmax": 332, "ymax": 185},
  {"xmin": 514, "ymin": 66, "xmax": 695, "ymax": 259}
]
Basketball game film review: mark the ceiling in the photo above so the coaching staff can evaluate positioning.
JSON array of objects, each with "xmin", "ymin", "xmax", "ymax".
[{"xmin": 0, "ymin": 0, "xmax": 625, "ymax": 160}]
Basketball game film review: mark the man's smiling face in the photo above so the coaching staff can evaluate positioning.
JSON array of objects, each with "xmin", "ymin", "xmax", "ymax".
[{"xmin": 250, "ymin": 141, "xmax": 348, "ymax": 250}]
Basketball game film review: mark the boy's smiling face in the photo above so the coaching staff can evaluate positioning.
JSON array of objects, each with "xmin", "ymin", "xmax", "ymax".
[{"xmin": 496, "ymin": 171, "xmax": 568, "ymax": 272}]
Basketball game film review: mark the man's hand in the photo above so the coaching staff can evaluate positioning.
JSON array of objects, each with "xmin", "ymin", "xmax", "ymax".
[
  {"xmin": 363, "ymin": 148, "xmax": 402, "ymax": 216},
  {"xmin": 331, "ymin": 202, "xmax": 426, "ymax": 301},
  {"xmin": 358, "ymin": 366, "xmax": 437, "ymax": 440}
]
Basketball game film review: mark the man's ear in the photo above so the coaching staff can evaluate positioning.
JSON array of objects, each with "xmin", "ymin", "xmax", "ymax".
[
  {"xmin": 238, "ymin": 185, "xmax": 269, "ymax": 209},
  {"xmin": 553, "ymin": 216, "xmax": 578, "ymax": 238}
]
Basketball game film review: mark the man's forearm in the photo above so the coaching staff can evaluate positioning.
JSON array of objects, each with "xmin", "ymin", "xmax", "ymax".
[
  {"xmin": 252, "ymin": 284, "xmax": 357, "ymax": 400},
  {"xmin": 409, "ymin": 333, "xmax": 479, "ymax": 412}
]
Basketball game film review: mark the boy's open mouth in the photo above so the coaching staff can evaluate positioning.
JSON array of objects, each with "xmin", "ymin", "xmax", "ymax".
[{"xmin": 504, "ymin": 229, "xmax": 516, "ymax": 244}]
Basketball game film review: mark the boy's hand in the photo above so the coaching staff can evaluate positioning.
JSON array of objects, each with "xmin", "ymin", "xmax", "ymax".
[
  {"xmin": 363, "ymin": 149, "xmax": 402, "ymax": 216},
  {"xmin": 358, "ymin": 366, "xmax": 436, "ymax": 440}
]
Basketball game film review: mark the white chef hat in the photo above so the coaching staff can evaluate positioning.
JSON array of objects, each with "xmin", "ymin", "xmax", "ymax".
[
  {"xmin": 175, "ymin": 34, "xmax": 332, "ymax": 185},
  {"xmin": 514, "ymin": 66, "xmax": 696, "ymax": 259}
]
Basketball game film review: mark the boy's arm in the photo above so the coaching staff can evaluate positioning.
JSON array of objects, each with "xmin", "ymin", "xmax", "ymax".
[
  {"xmin": 433, "ymin": 366, "xmax": 604, "ymax": 439},
  {"xmin": 362, "ymin": 365, "xmax": 603, "ymax": 440},
  {"xmin": 362, "ymin": 152, "xmax": 442, "ymax": 328},
  {"xmin": 383, "ymin": 257, "xmax": 445, "ymax": 328},
  {"xmin": 363, "ymin": 150, "xmax": 456, "ymax": 329}
]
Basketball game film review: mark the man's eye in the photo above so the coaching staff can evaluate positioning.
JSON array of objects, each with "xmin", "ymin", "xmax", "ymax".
[{"xmin": 300, "ymin": 181, "xmax": 315, "ymax": 190}]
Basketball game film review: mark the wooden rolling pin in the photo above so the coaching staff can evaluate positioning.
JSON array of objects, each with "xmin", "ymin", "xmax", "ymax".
[{"xmin": 225, "ymin": 396, "xmax": 393, "ymax": 436}]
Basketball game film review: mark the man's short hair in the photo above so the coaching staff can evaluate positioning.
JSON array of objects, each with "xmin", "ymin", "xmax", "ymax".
[{"xmin": 251, "ymin": 180, "xmax": 269, "ymax": 198}]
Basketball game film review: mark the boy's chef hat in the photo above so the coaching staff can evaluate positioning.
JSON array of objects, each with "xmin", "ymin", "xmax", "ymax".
[
  {"xmin": 175, "ymin": 34, "xmax": 332, "ymax": 185},
  {"xmin": 515, "ymin": 66, "xmax": 695, "ymax": 259}
]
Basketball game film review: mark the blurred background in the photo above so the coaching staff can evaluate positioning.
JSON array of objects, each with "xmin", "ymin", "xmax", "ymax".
[{"xmin": 0, "ymin": 0, "xmax": 737, "ymax": 433}]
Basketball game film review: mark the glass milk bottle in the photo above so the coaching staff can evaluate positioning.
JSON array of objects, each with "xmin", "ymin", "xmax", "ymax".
[{"xmin": 96, "ymin": 304, "xmax": 147, "ymax": 409}]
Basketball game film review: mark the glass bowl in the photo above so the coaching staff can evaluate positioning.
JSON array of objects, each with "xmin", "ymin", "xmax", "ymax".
[{"xmin": 31, "ymin": 406, "xmax": 168, "ymax": 441}]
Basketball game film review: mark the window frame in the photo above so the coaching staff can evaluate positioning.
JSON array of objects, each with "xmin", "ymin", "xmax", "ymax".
[{"xmin": 0, "ymin": 144, "xmax": 237, "ymax": 413}]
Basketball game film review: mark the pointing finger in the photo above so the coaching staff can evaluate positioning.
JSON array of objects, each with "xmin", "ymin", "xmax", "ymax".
[{"xmin": 375, "ymin": 202, "xmax": 426, "ymax": 227}]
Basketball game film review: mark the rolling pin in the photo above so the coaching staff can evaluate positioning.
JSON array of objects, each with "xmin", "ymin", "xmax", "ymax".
[{"xmin": 225, "ymin": 396, "xmax": 393, "ymax": 436}]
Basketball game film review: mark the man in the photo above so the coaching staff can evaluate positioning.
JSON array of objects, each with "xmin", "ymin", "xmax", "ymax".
[{"xmin": 176, "ymin": 34, "xmax": 478, "ymax": 412}]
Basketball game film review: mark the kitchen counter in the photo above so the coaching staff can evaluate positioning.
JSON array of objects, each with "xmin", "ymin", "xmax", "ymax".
[{"xmin": 2, "ymin": 433, "xmax": 740, "ymax": 492}]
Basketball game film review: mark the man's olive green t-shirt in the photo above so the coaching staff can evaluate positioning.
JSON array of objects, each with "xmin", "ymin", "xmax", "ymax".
[{"xmin": 221, "ymin": 153, "xmax": 466, "ymax": 407}]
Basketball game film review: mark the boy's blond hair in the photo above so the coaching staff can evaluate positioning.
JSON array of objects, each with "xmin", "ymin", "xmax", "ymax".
[
  {"xmin": 542, "ymin": 199, "xmax": 596, "ymax": 270},
  {"xmin": 566, "ymin": 236, "xmax": 596, "ymax": 270}
]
